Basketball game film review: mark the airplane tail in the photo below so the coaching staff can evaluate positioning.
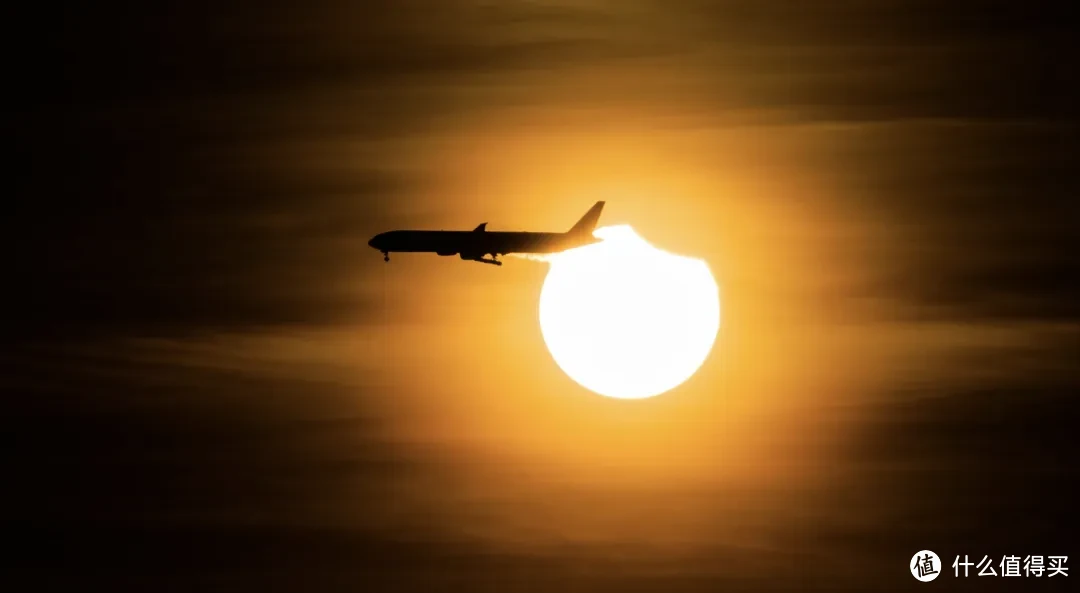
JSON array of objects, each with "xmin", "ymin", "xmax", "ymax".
[{"xmin": 567, "ymin": 201, "xmax": 605, "ymax": 236}]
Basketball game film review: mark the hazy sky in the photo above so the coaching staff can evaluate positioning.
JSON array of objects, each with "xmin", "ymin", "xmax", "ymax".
[{"xmin": 6, "ymin": 1, "xmax": 1078, "ymax": 591}]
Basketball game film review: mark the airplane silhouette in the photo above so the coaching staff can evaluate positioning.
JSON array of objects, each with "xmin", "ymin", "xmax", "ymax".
[{"xmin": 368, "ymin": 201, "xmax": 605, "ymax": 266}]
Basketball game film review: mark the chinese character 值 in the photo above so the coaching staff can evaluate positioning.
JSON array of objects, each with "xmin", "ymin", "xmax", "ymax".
[
  {"xmin": 1000, "ymin": 555, "xmax": 1021, "ymax": 577},
  {"xmin": 914, "ymin": 553, "xmax": 939, "ymax": 578}
]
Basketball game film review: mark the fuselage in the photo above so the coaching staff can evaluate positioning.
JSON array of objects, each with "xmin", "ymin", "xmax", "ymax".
[{"xmin": 368, "ymin": 230, "xmax": 594, "ymax": 257}]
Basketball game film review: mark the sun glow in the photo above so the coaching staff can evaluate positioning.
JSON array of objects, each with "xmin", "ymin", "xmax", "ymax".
[{"xmin": 538, "ymin": 225, "xmax": 720, "ymax": 399}]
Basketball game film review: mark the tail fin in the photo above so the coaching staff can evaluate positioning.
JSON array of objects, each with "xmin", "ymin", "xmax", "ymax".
[{"xmin": 567, "ymin": 201, "xmax": 605, "ymax": 236}]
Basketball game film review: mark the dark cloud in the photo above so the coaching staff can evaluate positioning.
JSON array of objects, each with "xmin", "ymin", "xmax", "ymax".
[
  {"xmin": 813, "ymin": 384, "xmax": 1080, "ymax": 591},
  {"xmin": 3, "ymin": 345, "xmax": 398, "ymax": 524},
  {"xmin": 823, "ymin": 121, "xmax": 1080, "ymax": 322}
]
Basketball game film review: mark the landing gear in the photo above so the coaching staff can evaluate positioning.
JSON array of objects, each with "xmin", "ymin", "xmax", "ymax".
[{"xmin": 382, "ymin": 251, "xmax": 389, "ymax": 262}]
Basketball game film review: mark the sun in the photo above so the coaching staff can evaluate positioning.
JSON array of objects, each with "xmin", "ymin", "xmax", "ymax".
[{"xmin": 538, "ymin": 225, "xmax": 720, "ymax": 399}]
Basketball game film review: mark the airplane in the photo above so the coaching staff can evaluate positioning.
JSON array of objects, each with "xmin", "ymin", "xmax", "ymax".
[{"xmin": 368, "ymin": 201, "xmax": 605, "ymax": 266}]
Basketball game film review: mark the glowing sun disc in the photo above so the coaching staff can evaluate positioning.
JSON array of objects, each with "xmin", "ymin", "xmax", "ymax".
[{"xmin": 539, "ymin": 225, "xmax": 720, "ymax": 399}]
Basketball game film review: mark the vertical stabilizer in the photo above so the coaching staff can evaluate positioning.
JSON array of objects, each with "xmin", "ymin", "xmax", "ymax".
[{"xmin": 567, "ymin": 201, "xmax": 605, "ymax": 236}]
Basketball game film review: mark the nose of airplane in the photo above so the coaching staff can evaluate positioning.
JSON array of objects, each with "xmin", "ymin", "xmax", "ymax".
[{"xmin": 368, "ymin": 234, "xmax": 382, "ymax": 249}]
